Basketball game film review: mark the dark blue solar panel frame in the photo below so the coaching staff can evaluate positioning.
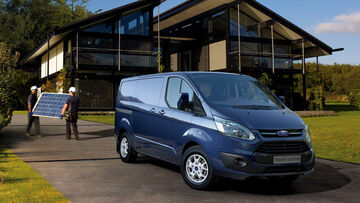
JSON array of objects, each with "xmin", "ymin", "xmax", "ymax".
[{"xmin": 32, "ymin": 93, "xmax": 70, "ymax": 118}]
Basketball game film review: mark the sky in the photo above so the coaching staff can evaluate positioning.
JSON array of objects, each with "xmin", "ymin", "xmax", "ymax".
[{"xmin": 88, "ymin": 0, "xmax": 360, "ymax": 65}]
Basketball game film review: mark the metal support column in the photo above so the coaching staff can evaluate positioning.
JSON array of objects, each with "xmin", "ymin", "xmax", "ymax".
[
  {"xmin": 237, "ymin": 3, "xmax": 241, "ymax": 72},
  {"xmin": 316, "ymin": 56, "xmax": 319, "ymax": 72},
  {"xmin": 302, "ymin": 40, "xmax": 307, "ymax": 109},
  {"xmin": 271, "ymin": 24, "xmax": 275, "ymax": 74},
  {"xmin": 76, "ymin": 30, "xmax": 79, "ymax": 70},
  {"xmin": 118, "ymin": 19, "xmax": 121, "ymax": 71},
  {"xmin": 47, "ymin": 36, "xmax": 50, "ymax": 81},
  {"xmin": 157, "ymin": 6, "xmax": 161, "ymax": 72}
]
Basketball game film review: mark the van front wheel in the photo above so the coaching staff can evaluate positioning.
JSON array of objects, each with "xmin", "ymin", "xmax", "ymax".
[
  {"xmin": 119, "ymin": 133, "xmax": 137, "ymax": 163},
  {"xmin": 181, "ymin": 146, "xmax": 218, "ymax": 190}
]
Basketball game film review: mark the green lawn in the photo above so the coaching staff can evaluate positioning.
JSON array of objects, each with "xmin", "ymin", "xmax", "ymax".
[
  {"xmin": 304, "ymin": 103, "xmax": 360, "ymax": 164},
  {"xmin": 79, "ymin": 115, "xmax": 114, "ymax": 125},
  {"xmin": 0, "ymin": 145, "xmax": 69, "ymax": 202},
  {"xmin": 13, "ymin": 111, "xmax": 27, "ymax": 115}
]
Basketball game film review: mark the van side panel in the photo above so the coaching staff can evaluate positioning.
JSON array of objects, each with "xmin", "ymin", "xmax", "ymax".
[
  {"xmin": 115, "ymin": 80, "xmax": 136, "ymax": 145},
  {"xmin": 127, "ymin": 77, "xmax": 166, "ymax": 157}
]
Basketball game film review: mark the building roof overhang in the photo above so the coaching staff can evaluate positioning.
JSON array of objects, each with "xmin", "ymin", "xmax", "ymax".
[{"xmin": 154, "ymin": 0, "xmax": 338, "ymax": 58}]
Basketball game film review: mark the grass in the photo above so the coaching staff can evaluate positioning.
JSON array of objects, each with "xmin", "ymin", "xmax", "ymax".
[
  {"xmin": 303, "ymin": 102, "xmax": 360, "ymax": 164},
  {"xmin": 79, "ymin": 115, "xmax": 114, "ymax": 125},
  {"xmin": 0, "ymin": 144, "xmax": 69, "ymax": 202},
  {"xmin": 13, "ymin": 111, "xmax": 27, "ymax": 115}
]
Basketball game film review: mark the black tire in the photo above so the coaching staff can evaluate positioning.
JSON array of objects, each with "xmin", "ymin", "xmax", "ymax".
[
  {"xmin": 268, "ymin": 175, "xmax": 299, "ymax": 185},
  {"xmin": 118, "ymin": 132, "xmax": 137, "ymax": 163},
  {"xmin": 181, "ymin": 146, "xmax": 218, "ymax": 190}
]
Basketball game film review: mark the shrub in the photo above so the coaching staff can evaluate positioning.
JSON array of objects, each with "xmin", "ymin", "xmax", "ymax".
[
  {"xmin": 348, "ymin": 89, "xmax": 360, "ymax": 109},
  {"xmin": 308, "ymin": 86, "xmax": 325, "ymax": 110},
  {"xmin": 0, "ymin": 42, "xmax": 19, "ymax": 130},
  {"xmin": 258, "ymin": 73, "xmax": 273, "ymax": 88},
  {"xmin": 14, "ymin": 70, "xmax": 39, "ymax": 109}
]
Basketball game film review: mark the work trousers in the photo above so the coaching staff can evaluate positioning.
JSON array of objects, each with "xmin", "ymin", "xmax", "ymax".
[
  {"xmin": 26, "ymin": 113, "xmax": 41, "ymax": 135},
  {"xmin": 66, "ymin": 118, "xmax": 78, "ymax": 139}
]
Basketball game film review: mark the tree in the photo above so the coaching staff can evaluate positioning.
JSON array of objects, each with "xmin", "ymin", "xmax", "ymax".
[
  {"xmin": 0, "ymin": 0, "xmax": 91, "ymax": 61},
  {"xmin": 0, "ymin": 42, "xmax": 19, "ymax": 130}
]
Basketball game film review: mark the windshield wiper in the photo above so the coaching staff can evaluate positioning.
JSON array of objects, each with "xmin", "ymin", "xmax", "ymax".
[{"xmin": 232, "ymin": 105, "xmax": 277, "ymax": 110}]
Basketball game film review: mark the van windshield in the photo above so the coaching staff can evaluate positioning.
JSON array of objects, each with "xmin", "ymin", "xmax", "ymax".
[{"xmin": 189, "ymin": 74, "xmax": 284, "ymax": 110}]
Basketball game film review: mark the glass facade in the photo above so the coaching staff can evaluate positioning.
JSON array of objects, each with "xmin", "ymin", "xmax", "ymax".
[
  {"xmin": 209, "ymin": 11, "xmax": 227, "ymax": 39},
  {"xmin": 228, "ymin": 7, "xmax": 294, "ymax": 70},
  {"xmin": 75, "ymin": 10, "xmax": 154, "ymax": 69},
  {"xmin": 115, "ymin": 11, "xmax": 150, "ymax": 36},
  {"xmin": 78, "ymin": 79, "xmax": 114, "ymax": 109},
  {"xmin": 229, "ymin": 8, "xmax": 258, "ymax": 38},
  {"xmin": 84, "ymin": 23, "xmax": 113, "ymax": 33}
]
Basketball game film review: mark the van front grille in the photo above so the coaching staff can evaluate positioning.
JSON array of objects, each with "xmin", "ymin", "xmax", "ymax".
[
  {"xmin": 255, "ymin": 142, "xmax": 310, "ymax": 154},
  {"xmin": 259, "ymin": 129, "xmax": 303, "ymax": 137}
]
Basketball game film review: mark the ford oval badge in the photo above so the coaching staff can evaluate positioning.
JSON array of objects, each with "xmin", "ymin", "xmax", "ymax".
[{"xmin": 277, "ymin": 130, "xmax": 289, "ymax": 137}]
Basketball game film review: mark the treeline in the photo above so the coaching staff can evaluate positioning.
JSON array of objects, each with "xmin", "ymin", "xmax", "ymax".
[
  {"xmin": 292, "ymin": 63, "xmax": 360, "ymax": 110},
  {"xmin": 0, "ymin": 0, "xmax": 91, "ymax": 109},
  {"xmin": 0, "ymin": 0, "xmax": 91, "ymax": 60},
  {"xmin": 294, "ymin": 63, "xmax": 360, "ymax": 99}
]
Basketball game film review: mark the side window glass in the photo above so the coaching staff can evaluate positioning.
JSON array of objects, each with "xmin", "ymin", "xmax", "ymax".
[
  {"xmin": 180, "ymin": 80, "xmax": 194, "ymax": 101},
  {"xmin": 135, "ymin": 78, "xmax": 163, "ymax": 106},
  {"xmin": 166, "ymin": 77, "xmax": 205, "ymax": 116},
  {"xmin": 166, "ymin": 77, "xmax": 181, "ymax": 108},
  {"xmin": 120, "ymin": 81, "xmax": 136, "ymax": 101}
]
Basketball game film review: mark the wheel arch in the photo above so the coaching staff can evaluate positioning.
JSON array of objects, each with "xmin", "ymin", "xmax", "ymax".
[{"xmin": 182, "ymin": 141, "xmax": 200, "ymax": 155}]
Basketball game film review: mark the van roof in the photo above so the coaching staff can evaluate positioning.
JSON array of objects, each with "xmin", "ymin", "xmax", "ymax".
[{"xmin": 122, "ymin": 71, "xmax": 256, "ymax": 81}]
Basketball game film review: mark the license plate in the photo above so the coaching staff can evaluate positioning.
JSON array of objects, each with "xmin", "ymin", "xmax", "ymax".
[{"xmin": 273, "ymin": 155, "xmax": 301, "ymax": 164}]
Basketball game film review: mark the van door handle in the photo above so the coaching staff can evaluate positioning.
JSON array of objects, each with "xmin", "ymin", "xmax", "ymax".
[
  {"xmin": 159, "ymin": 110, "xmax": 165, "ymax": 115},
  {"xmin": 149, "ymin": 108, "xmax": 156, "ymax": 113}
]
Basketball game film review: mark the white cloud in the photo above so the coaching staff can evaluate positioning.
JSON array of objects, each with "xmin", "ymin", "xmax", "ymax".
[{"xmin": 315, "ymin": 11, "xmax": 360, "ymax": 35}]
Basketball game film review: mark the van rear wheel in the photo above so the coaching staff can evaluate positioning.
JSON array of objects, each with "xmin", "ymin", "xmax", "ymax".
[
  {"xmin": 119, "ymin": 133, "xmax": 137, "ymax": 163},
  {"xmin": 181, "ymin": 146, "xmax": 218, "ymax": 190}
]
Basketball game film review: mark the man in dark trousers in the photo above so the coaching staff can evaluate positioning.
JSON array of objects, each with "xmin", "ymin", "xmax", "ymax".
[
  {"xmin": 61, "ymin": 87, "xmax": 80, "ymax": 140},
  {"xmin": 26, "ymin": 86, "xmax": 42, "ymax": 137}
]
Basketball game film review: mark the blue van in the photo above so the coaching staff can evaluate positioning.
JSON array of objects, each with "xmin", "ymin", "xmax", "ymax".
[{"xmin": 115, "ymin": 72, "xmax": 314, "ymax": 189}]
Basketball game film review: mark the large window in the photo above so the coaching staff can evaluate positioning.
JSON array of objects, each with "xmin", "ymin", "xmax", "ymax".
[
  {"xmin": 79, "ymin": 36, "xmax": 113, "ymax": 48},
  {"xmin": 79, "ymin": 52, "xmax": 117, "ymax": 66},
  {"xmin": 83, "ymin": 23, "xmax": 112, "ymax": 33},
  {"xmin": 229, "ymin": 8, "xmax": 258, "ymax": 38},
  {"xmin": 115, "ymin": 11, "xmax": 150, "ymax": 36},
  {"xmin": 208, "ymin": 11, "xmax": 226, "ymax": 38},
  {"xmin": 79, "ymin": 79, "xmax": 113, "ymax": 109}
]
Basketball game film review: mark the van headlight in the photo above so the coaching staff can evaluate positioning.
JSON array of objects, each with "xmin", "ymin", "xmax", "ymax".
[
  {"xmin": 305, "ymin": 124, "xmax": 312, "ymax": 145},
  {"xmin": 214, "ymin": 116, "xmax": 255, "ymax": 141}
]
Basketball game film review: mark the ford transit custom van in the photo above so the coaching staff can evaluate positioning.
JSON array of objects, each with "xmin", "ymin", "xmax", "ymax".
[{"xmin": 115, "ymin": 72, "xmax": 314, "ymax": 190}]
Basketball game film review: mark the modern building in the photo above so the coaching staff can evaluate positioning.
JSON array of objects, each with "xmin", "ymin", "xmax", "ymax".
[{"xmin": 23, "ymin": 0, "xmax": 341, "ymax": 110}]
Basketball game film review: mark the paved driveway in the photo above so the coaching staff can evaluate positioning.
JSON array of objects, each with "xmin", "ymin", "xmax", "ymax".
[{"xmin": 1, "ymin": 115, "xmax": 359, "ymax": 202}]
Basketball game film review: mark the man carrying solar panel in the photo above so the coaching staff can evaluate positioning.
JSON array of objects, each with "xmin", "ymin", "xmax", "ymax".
[
  {"xmin": 60, "ymin": 87, "xmax": 80, "ymax": 140},
  {"xmin": 26, "ymin": 86, "xmax": 42, "ymax": 137}
]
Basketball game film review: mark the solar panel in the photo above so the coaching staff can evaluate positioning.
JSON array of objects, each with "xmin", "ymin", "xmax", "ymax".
[{"xmin": 32, "ymin": 93, "xmax": 71, "ymax": 118}]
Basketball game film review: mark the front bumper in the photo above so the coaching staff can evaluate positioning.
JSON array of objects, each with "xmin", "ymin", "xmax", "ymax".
[{"xmin": 214, "ymin": 151, "xmax": 315, "ymax": 180}]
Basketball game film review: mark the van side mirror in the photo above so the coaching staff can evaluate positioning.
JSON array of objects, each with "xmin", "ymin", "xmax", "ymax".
[
  {"xmin": 279, "ymin": 96, "xmax": 286, "ymax": 103},
  {"xmin": 177, "ymin": 93, "xmax": 191, "ymax": 110}
]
